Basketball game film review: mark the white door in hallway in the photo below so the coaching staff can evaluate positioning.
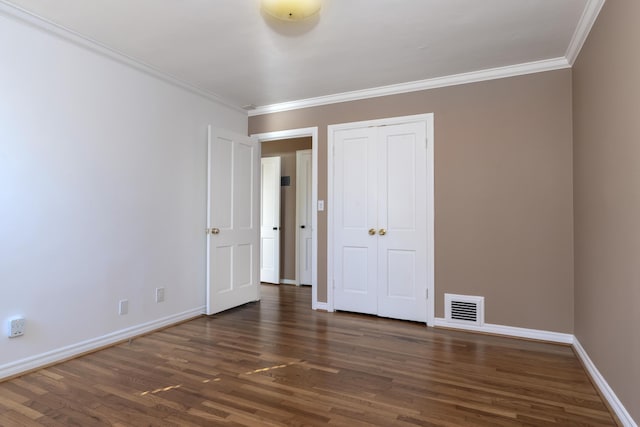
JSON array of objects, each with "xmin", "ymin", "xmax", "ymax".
[
  {"xmin": 296, "ymin": 149, "xmax": 312, "ymax": 285},
  {"xmin": 332, "ymin": 121, "xmax": 428, "ymax": 322},
  {"xmin": 260, "ymin": 156, "xmax": 281, "ymax": 284},
  {"xmin": 206, "ymin": 127, "xmax": 260, "ymax": 315}
]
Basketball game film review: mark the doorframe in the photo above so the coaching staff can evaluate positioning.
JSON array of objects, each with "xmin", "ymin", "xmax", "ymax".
[
  {"xmin": 251, "ymin": 127, "xmax": 321, "ymax": 310},
  {"xmin": 327, "ymin": 114, "xmax": 435, "ymax": 326}
]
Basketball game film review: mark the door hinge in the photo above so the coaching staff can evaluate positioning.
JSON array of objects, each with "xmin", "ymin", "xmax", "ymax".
[
  {"xmin": 425, "ymin": 137, "xmax": 428, "ymax": 149},
  {"xmin": 425, "ymin": 289, "xmax": 429, "ymax": 299}
]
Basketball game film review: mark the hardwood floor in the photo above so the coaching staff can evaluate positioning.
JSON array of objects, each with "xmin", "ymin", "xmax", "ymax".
[{"xmin": 0, "ymin": 285, "xmax": 616, "ymax": 426}]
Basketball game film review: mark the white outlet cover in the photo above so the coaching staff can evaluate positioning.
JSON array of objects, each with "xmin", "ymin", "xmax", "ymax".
[
  {"xmin": 119, "ymin": 299, "xmax": 129, "ymax": 315},
  {"xmin": 8, "ymin": 317, "xmax": 25, "ymax": 338},
  {"xmin": 156, "ymin": 287, "xmax": 165, "ymax": 303}
]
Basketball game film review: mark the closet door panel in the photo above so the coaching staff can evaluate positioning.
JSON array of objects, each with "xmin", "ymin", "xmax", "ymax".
[
  {"xmin": 333, "ymin": 128, "xmax": 378, "ymax": 315},
  {"xmin": 377, "ymin": 123, "xmax": 428, "ymax": 322}
]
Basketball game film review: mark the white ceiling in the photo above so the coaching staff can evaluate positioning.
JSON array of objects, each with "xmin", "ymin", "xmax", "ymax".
[{"xmin": 3, "ymin": 0, "xmax": 597, "ymax": 111}]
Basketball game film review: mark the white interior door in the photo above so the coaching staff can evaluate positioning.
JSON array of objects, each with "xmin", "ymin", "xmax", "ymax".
[
  {"xmin": 333, "ymin": 127, "xmax": 378, "ymax": 315},
  {"xmin": 332, "ymin": 121, "xmax": 428, "ymax": 322},
  {"xmin": 296, "ymin": 149, "xmax": 312, "ymax": 285},
  {"xmin": 376, "ymin": 122, "xmax": 428, "ymax": 322},
  {"xmin": 206, "ymin": 127, "xmax": 260, "ymax": 315},
  {"xmin": 260, "ymin": 156, "xmax": 281, "ymax": 284}
]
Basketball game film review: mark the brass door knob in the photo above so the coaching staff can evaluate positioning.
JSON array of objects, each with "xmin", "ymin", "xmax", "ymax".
[
  {"xmin": 368, "ymin": 228, "xmax": 376, "ymax": 236},
  {"xmin": 378, "ymin": 229, "xmax": 387, "ymax": 236},
  {"xmin": 211, "ymin": 228, "xmax": 220, "ymax": 235}
]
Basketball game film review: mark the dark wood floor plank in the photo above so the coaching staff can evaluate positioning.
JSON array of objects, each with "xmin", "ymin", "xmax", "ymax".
[{"xmin": 0, "ymin": 284, "xmax": 617, "ymax": 426}]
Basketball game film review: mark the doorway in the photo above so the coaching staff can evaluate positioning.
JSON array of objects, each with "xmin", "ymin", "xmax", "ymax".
[
  {"xmin": 252, "ymin": 128, "xmax": 320, "ymax": 309},
  {"xmin": 260, "ymin": 138, "xmax": 312, "ymax": 286}
]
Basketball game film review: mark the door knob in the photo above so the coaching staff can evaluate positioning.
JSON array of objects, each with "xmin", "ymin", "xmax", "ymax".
[
  {"xmin": 368, "ymin": 228, "xmax": 376, "ymax": 236},
  {"xmin": 273, "ymin": 227, "xmax": 279, "ymax": 230},
  {"xmin": 211, "ymin": 228, "xmax": 220, "ymax": 235},
  {"xmin": 378, "ymin": 229, "xmax": 387, "ymax": 236},
  {"xmin": 301, "ymin": 225, "xmax": 306, "ymax": 229}
]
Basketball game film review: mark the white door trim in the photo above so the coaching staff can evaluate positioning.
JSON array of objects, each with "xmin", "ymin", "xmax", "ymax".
[
  {"xmin": 327, "ymin": 114, "xmax": 435, "ymax": 326},
  {"xmin": 251, "ymin": 127, "xmax": 320, "ymax": 310}
]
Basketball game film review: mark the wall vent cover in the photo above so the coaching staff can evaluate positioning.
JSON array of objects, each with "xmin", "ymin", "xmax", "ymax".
[{"xmin": 445, "ymin": 293, "xmax": 484, "ymax": 326}]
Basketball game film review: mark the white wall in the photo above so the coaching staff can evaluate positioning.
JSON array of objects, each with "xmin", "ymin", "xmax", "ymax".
[{"xmin": 0, "ymin": 9, "xmax": 246, "ymax": 374}]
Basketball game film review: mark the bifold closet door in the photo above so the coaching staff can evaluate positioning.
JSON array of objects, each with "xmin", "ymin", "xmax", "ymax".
[
  {"xmin": 376, "ymin": 122, "xmax": 428, "ymax": 322},
  {"xmin": 333, "ymin": 127, "xmax": 379, "ymax": 315},
  {"xmin": 333, "ymin": 122, "xmax": 428, "ymax": 322}
]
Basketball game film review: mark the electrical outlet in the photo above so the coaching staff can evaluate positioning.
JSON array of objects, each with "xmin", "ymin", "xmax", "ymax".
[
  {"xmin": 119, "ymin": 299, "xmax": 129, "ymax": 315},
  {"xmin": 155, "ymin": 287, "xmax": 165, "ymax": 303},
  {"xmin": 7, "ymin": 317, "xmax": 25, "ymax": 338}
]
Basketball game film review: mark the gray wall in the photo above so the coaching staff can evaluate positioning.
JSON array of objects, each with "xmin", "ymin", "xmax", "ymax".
[
  {"xmin": 573, "ymin": 0, "xmax": 640, "ymax": 421},
  {"xmin": 250, "ymin": 69, "xmax": 574, "ymax": 333}
]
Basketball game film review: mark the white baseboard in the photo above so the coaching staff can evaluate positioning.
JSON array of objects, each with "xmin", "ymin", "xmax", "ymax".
[
  {"xmin": 0, "ymin": 306, "xmax": 204, "ymax": 381},
  {"xmin": 433, "ymin": 317, "xmax": 574, "ymax": 344},
  {"xmin": 573, "ymin": 338, "xmax": 637, "ymax": 427},
  {"xmin": 280, "ymin": 279, "xmax": 297, "ymax": 285},
  {"xmin": 433, "ymin": 318, "xmax": 636, "ymax": 425}
]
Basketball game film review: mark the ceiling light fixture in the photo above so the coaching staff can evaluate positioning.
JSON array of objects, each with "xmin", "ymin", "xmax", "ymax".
[{"xmin": 261, "ymin": 0, "xmax": 322, "ymax": 22}]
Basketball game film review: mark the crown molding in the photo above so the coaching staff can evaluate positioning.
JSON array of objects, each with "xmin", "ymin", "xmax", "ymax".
[
  {"xmin": 565, "ymin": 0, "xmax": 606, "ymax": 65},
  {"xmin": 2, "ymin": 0, "xmax": 601, "ymax": 118},
  {"xmin": 249, "ymin": 57, "xmax": 571, "ymax": 116},
  {"xmin": 0, "ymin": 1, "xmax": 244, "ymax": 114}
]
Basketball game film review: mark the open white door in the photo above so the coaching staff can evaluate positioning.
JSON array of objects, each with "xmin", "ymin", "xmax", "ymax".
[
  {"xmin": 260, "ymin": 156, "xmax": 281, "ymax": 284},
  {"xmin": 296, "ymin": 149, "xmax": 312, "ymax": 285},
  {"xmin": 206, "ymin": 127, "xmax": 260, "ymax": 315}
]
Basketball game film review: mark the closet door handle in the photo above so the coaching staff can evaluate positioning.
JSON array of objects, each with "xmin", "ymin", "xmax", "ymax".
[
  {"xmin": 368, "ymin": 228, "xmax": 376, "ymax": 236},
  {"xmin": 378, "ymin": 229, "xmax": 386, "ymax": 236}
]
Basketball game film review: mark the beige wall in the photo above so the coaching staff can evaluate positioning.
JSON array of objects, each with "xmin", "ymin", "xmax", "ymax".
[
  {"xmin": 262, "ymin": 138, "xmax": 313, "ymax": 282},
  {"xmin": 573, "ymin": 1, "xmax": 640, "ymax": 422},
  {"xmin": 250, "ymin": 69, "xmax": 574, "ymax": 333}
]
